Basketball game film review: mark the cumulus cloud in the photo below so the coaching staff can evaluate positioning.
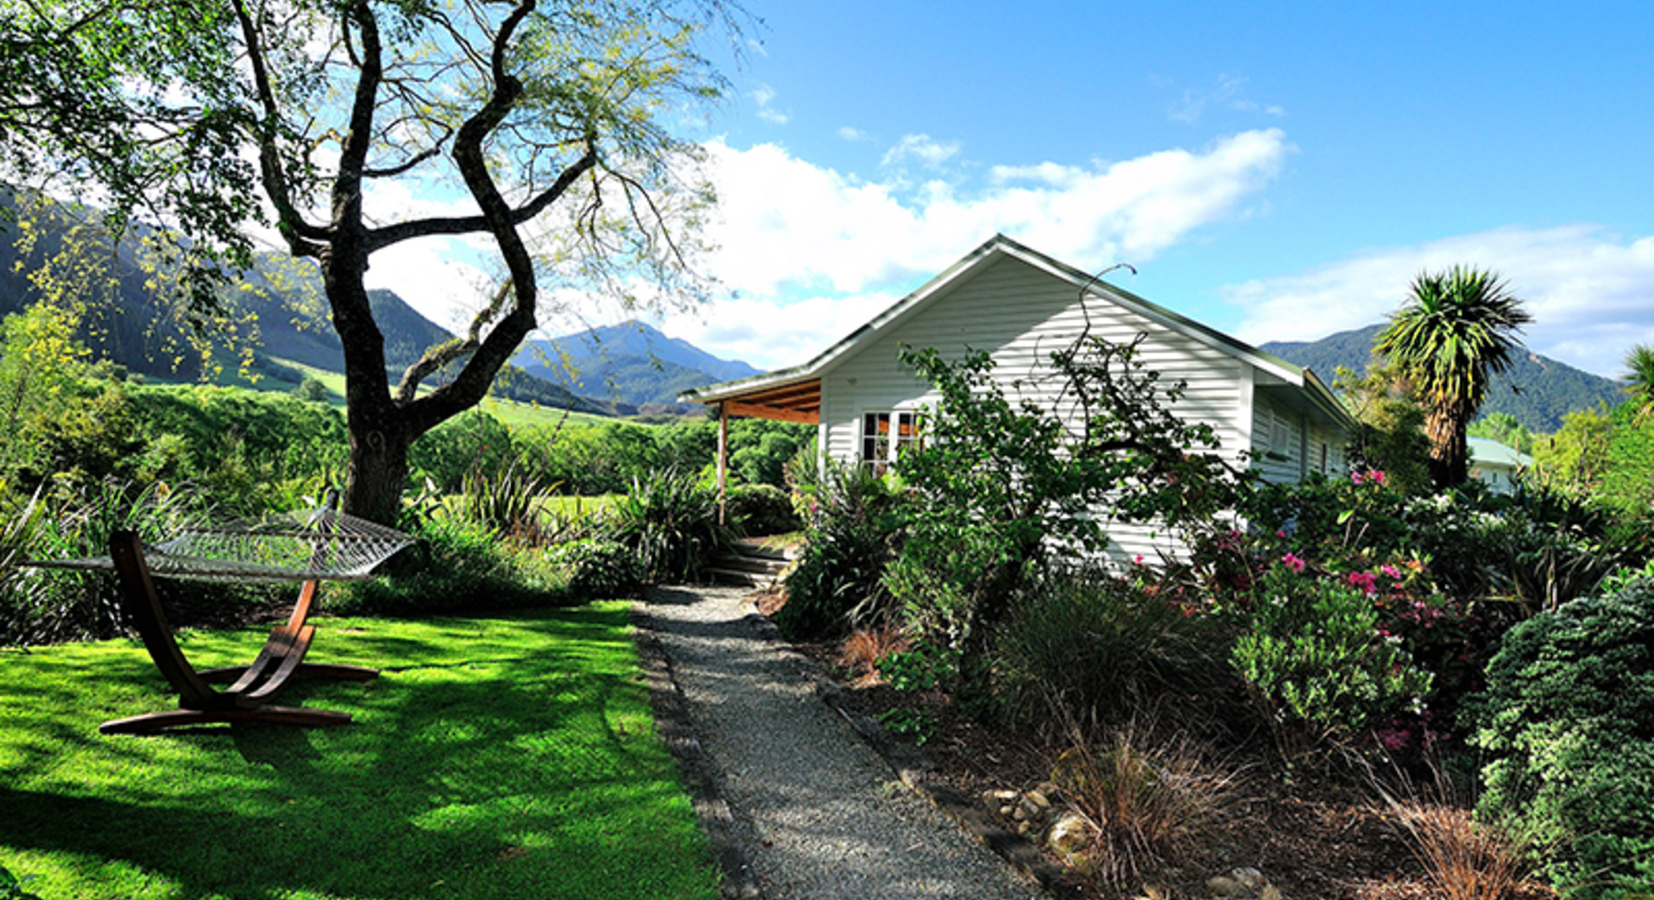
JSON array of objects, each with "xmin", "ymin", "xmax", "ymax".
[
  {"xmin": 881, "ymin": 133, "xmax": 962, "ymax": 169},
  {"xmin": 837, "ymin": 126, "xmax": 872, "ymax": 142},
  {"xmin": 752, "ymin": 84, "xmax": 789, "ymax": 124},
  {"xmin": 699, "ymin": 129, "xmax": 1292, "ymax": 304},
  {"xmin": 1225, "ymin": 225, "xmax": 1654, "ymax": 377}
]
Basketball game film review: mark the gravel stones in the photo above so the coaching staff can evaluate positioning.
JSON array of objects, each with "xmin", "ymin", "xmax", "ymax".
[{"xmin": 642, "ymin": 586, "xmax": 1039, "ymax": 900}]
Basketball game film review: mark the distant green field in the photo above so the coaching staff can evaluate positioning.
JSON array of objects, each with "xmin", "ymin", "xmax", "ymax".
[{"xmin": 268, "ymin": 357, "xmax": 615, "ymax": 430}]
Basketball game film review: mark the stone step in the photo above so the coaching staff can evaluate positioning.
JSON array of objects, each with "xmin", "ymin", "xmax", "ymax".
[{"xmin": 706, "ymin": 567, "xmax": 772, "ymax": 588}]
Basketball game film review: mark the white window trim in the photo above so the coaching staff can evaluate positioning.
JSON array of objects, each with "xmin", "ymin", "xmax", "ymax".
[{"xmin": 860, "ymin": 410, "xmax": 922, "ymax": 473}]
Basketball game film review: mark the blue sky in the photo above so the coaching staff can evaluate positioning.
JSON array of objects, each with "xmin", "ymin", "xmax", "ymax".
[{"xmin": 368, "ymin": 1, "xmax": 1654, "ymax": 378}]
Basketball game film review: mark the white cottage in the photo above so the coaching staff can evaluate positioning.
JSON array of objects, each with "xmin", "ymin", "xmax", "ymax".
[{"xmin": 681, "ymin": 235, "xmax": 1355, "ymax": 561}]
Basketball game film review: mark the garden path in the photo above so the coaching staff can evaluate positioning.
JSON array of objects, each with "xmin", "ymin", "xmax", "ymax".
[{"xmin": 640, "ymin": 585, "xmax": 1040, "ymax": 900}]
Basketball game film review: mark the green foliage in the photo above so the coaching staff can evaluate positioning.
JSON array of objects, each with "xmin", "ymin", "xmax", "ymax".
[
  {"xmin": 452, "ymin": 455, "xmax": 556, "ymax": 544},
  {"xmin": 731, "ymin": 426, "xmax": 805, "ymax": 487},
  {"xmin": 332, "ymin": 516, "xmax": 574, "ymax": 617},
  {"xmin": 0, "ymin": 608, "xmax": 721, "ymax": 900},
  {"xmin": 876, "ymin": 706, "xmax": 936, "ymax": 746},
  {"xmin": 603, "ymin": 468, "xmax": 728, "ymax": 584},
  {"xmin": 410, "ymin": 409, "xmax": 516, "ymax": 493},
  {"xmin": 293, "ymin": 376, "xmax": 329, "ymax": 402},
  {"xmin": 992, "ymin": 568, "xmax": 1221, "ymax": 736},
  {"xmin": 1474, "ymin": 581, "xmax": 1654, "ymax": 899},
  {"xmin": 1469, "ymin": 412, "xmax": 1535, "ymax": 455},
  {"xmin": 1599, "ymin": 402, "xmax": 1654, "ymax": 514},
  {"xmin": 1531, "ymin": 405, "xmax": 1614, "ymax": 496},
  {"xmin": 892, "ymin": 335, "xmax": 1242, "ymax": 681},
  {"xmin": 776, "ymin": 463, "xmax": 905, "ymax": 640},
  {"xmin": 1231, "ymin": 564, "xmax": 1432, "ymax": 757},
  {"xmin": 723, "ymin": 482, "xmax": 801, "ymax": 536},
  {"xmin": 875, "ymin": 642, "xmax": 960, "ymax": 693},
  {"xmin": 545, "ymin": 538, "xmax": 641, "ymax": 599},
  {"xmin": 1335, "ymin": 362, "xmax": 1435, "ymax": 496}
]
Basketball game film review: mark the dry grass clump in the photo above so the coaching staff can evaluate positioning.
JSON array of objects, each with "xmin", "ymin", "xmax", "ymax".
[
  {"xmin": 837, "ymin": 624, "xmax": 910, "ymax": 687},
  {"xmin": 1052, "ymin": 723, "xmax": 1246, "ymax": 889},
  {"xmin": 1375, "ymin": 766, "xmax": 1533, "ymax": 900}
]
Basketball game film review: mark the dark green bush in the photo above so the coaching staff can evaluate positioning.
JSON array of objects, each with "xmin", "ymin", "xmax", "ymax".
[
  {"xmin": 603, "ymin": 467, "xmax": 728, "ymax": 584},
  {"xmin": 775, "ymin": 464, "xmax": 904, "ymax": 640},
  {"xmin": 1473, "ymin": 580, "xmax": 1654, "ymax": 900},
  {"xmin": 333, "ymin": 517, "xmax": 575, "ymax": 616},
  {"xmin": 993, "ymin": 567, "xmax": 1222, "ymax": 737},
  {"xmin": 545, "ymin": 538, "xmax": 641, "ymax": 599},
  {"xmin": 724, "ymin": 482, "xmax": 801, "ymax": 536}
]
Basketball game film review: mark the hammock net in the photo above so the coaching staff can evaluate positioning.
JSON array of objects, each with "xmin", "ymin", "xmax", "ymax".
[{"xmin": 31, "ymin": 506, "xmax": 416, "ymax": 583}]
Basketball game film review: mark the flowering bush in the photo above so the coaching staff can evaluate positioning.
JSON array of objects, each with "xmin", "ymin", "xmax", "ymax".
[{"xmin": 1230, "ymin": 561, "xmax": 1433, "ymax": 760}]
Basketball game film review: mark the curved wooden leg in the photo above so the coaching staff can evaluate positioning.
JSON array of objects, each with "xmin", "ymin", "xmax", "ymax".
[{"xmin": 99, "ymin": 706, "xmax": 355, "ymax": 735}]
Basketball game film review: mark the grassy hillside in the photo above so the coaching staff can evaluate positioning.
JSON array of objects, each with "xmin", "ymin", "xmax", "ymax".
[{"xmin": 1260, "ymin": 324, "xmax": 1625, "ymax": 432}]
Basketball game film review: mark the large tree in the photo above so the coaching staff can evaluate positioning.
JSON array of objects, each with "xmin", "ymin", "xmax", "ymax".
[
  {"xmin": 1374, "ymin": 266, "xmax": 1532, "ymax": 489},
  {"xmin": 0, "ymin": 0, "xmax": 738, "ymax": 522}
]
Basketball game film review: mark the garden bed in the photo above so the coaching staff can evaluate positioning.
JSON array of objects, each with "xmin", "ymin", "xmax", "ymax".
[{"xmin": 784, "ymin": 632, "xmax": 1558, "ymax": 900}]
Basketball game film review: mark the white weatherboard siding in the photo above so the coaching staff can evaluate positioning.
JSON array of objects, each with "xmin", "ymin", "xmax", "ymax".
[{"xmin": 818, "ymin": 254, "xmax": 1248, "ymax": 563}]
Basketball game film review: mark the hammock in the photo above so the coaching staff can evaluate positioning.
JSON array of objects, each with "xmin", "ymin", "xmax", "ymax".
[
  {"xmin": 31, "ymin": 505, "xmax": 415, "ymax": 583},
  {"xmin": 27, "ymin": 499, "xmax": 415, "ymax": 735}
]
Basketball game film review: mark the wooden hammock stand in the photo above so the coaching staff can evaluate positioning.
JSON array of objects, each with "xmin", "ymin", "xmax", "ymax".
[{"xmin": 99, "ymin": 529, "xmax": 381, "ymax": 735}]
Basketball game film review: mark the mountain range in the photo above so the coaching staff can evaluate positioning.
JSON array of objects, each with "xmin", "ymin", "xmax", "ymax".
[
  {"xmin": 1259, "ymin": 324, "xmax": 1625, "ymax": 433},
  {"xmin": 512, "ymin": 320, "xmax": 762, "ymax": 408},
  {"xmin": 0, "ymin": 192, "xmax": 765, "ymax": 416}
]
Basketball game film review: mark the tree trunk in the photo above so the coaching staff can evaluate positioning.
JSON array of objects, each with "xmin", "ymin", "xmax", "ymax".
[{"xmin": 343, "ymin": 407, "xmax": 412, "ymax": 526}]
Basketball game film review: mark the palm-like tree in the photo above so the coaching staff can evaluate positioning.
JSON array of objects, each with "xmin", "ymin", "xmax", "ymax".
[
  {"xmin": 1622, "ymin": 343, "xmax": 1654, "ymax": 420},
  {"xmin": 1374, "ymin": 266, "xmax": 1532, "ymax": 489}
]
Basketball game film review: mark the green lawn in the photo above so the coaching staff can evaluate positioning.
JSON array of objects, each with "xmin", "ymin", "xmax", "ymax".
[{"xmin": 0, "ymin": 604, "xmax": 719, "ymax": 900}]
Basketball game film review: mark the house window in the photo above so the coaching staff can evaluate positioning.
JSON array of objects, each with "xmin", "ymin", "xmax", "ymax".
[
  {"xmin": 1269, "ymin": 410, "xmax": 1292, "ymax": 456},
  {"xmin": 861, "ymin": 411, "xmax": 921, "ymax": 474}
]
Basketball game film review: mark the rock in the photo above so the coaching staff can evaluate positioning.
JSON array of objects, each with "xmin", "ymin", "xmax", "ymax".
[
  {"xmin": 1046, "ymin": 812, "xmax": 1091, "ymax": 856},
  {"xmin": 1036, "ymin": 780, "xmax": 1062, "ymax": 801},
  {"xmin": 1026, "ymin": 789, "xmax": 1051, "ymax": 809},
  {"xmin": 982, "ymin": 789, "xmax": 1017, "ymax": 810},
  {"xmin": 999, "ymin": 805, "xmax": 1014, "ymax": 817},
  {"xmin": 1017, "ymin": 796, "xmax": 1043, "ymax": 820},
  {"xmin": 1259, "ymin": 886, "xmax": 1282, "ymax": 900},
  {"xmin": 1205, "ymin": 875, "xmax": 1255, "ymax": 898},
  {"xmin": 1012, "ymin": 804, "xmax": 1029, "ymax": 821},
  {"xmin": 1231, "ymin": 867, "xmax": 1265, "ymax": 890}
]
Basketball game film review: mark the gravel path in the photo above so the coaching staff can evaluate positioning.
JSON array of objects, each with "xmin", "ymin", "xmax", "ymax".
[{"xmin": 641, "ymin": 585, "xmax": 1041, "ymax": 900}]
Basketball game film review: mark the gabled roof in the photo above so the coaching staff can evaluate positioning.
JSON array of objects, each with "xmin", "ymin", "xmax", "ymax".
[
  {"xmin": 1469, "ymin": 436, "xmax": 1534, "ymax": 469},
  {"xmin": 680, "ymin": 234, "xmax": 1355, "ymax": 433}
]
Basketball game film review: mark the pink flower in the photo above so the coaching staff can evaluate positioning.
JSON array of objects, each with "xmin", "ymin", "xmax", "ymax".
[
  {"xmin": 1351, "ymin": 471, "xmax": 1365, "ymax": 485},
  {"xmin": 1275, "ymin": 529, "xmax": 1287, "ymax": 538},
  {"xmin": 1281, "ymin": 553, "xmax": 1306, "ymax": 574},
  {"xmin": 1381, "ymin": 564, "xmax": 1402, "ymax": 580},
  {"xmin": 1370, "ymin": 470, "xmax": 1387, "ymax": 484},
  {"xmin": 1346, "ymin": 571, "xmax": 1378, "ymax": 595},
  {"xmin": 1133, "ymin": 555, "xmax": 1144, "ymax": 565}
]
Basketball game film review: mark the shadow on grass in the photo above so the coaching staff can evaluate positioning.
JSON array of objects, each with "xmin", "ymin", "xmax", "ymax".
[{"xmin": 0, "ymin": 608, "xmax": 718, "ymax": 900}]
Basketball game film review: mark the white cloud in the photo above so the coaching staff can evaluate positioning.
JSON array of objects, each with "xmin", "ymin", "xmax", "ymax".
[
  {"xmin": 837, "ymin": 126, "xmax": 872, "ymax": 142},
  {"xmin": 699, "ymin": 129, "xmax": 1292, "ymax": 305},
  {"xmin": 752, "ymin": 84, "xmax": 789, "ymax": 124},
  {"xmin": 881, "ymin": 133, "xmax": 961, "ymax": 169},
  {"xmin": 658, "ymin": 292, "xmax": 900, "ymax": 371},
  {"xmin": 1225, "ymin": 225, "xmax": 1654, "ymax": 377}
]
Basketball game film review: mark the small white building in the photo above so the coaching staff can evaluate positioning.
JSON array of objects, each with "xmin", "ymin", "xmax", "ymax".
[
  {"xmin": 1469, "ymin": 436, "xmax": 1532, "ymax": 495},
  {"xmin": 682, "ymin": 235, "xmax": 1354, "ymax": 562}
]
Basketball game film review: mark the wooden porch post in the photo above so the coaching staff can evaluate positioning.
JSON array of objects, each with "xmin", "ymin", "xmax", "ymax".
[{"xmin": 716, "ymin": 402, "xmax": 728, "ymax": 524}]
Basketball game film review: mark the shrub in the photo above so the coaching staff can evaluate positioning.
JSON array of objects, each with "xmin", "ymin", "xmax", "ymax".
[
  {"xmin": 992, "ymin": 567, "xmax": 1222, "ymax": 738},
  {"xmin": 1473, "ymin": 580, "xmax": 1654, "ymax": 899},
  {"xmin": 838, "ymin": 624, "xmax": 910, "ymax": 688},
  {"xmin": 604, "ymin": 467, "xmax": 728, "ymax": 584},
  {"xmin": 1377, "ymin": 768, "xmax": 1532, "ymax": 900},
  {"xmin": 452, "ymin": 454, "xmax": 556, "ymax": 544},
  {"xmin": 1051, "ymin": 724, "xmax": 1243, "ymax": 890},
  {"xmin": 546, "ymin": 538, "xmax": 641, "ymax": 599},
  {"xmin": 723, "ymin": 482, "xmax": 801, "ymax": 536},
  {"xmin": 775, "ymin": 464, "xmax": 903, "ymax": 640},
  {"xmin": 334, "ymin": 516, "xmax": 575, "ymax": 616},
  {"xmin": 1231, "ymin": 563, "xmax": 1432, "ymax": 759}
]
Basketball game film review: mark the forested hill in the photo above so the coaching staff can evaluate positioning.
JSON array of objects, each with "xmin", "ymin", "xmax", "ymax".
[
  {"xmin": 0, "ymin": 192, "xmax": 609, "ymax": 414},
  {"xmin": 1260, "ymin": 324, "xmax": 1625, "ymax": 432},
  {"xmin": 512, "ymin": 320, "xmax": 762, "ymax": 408}
]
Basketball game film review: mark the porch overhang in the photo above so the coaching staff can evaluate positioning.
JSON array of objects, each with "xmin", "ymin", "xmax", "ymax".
[{"xmin": 680, "ymin": 377, "xmax": 821, "ymax": 425}]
